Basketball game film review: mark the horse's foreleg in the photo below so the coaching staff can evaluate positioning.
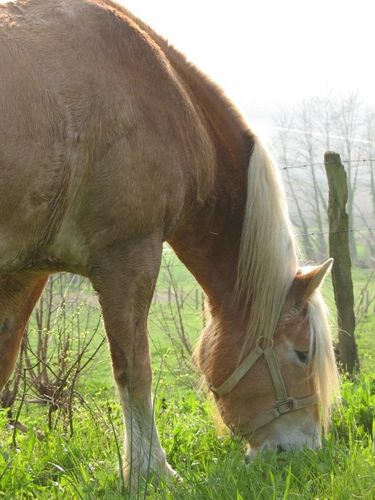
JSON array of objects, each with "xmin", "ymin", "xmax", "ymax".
[
  {"xmin": 89, "ymin": 237, "xmax": 176, "ymax": 490},
  {"xmin": 0, "ymin": 274, "xmax": 48, "ymax": 389}
]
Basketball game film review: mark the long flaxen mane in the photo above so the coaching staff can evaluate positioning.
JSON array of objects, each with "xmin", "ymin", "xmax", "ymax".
[
  {"xmin": 234, "ymin": 140, "xmax": 298, "ymax": 349},
  {"xmin": 234, "ymin": 140, "xmax": 339, "ymax": 429}
]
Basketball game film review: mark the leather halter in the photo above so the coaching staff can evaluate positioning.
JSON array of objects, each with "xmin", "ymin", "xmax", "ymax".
[{"xmin": 209, "ymin": 342, "xmax": 318, "ymax": 435}]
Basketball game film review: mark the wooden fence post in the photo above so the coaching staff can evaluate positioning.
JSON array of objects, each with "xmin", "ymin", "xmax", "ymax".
[{"xmin": 324, "ymin": 151, "xmax": 359, "ymax": 374}]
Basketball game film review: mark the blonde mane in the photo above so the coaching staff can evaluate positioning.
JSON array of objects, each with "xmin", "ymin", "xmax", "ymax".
[
  {"xmin": 307, "ymin": 290, "xmax": 340, "ymax": 430},
  {"xmin": 234, "ymin": 139, "xmax": 298, "ymax": 351},
  {"xmin": 234, "ymin": 140, "xmax": 339, "ymax": 426}
]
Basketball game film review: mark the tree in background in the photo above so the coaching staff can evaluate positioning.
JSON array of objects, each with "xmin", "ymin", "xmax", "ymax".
[{"xmin": 273, "ymin": 92, "xmax": 374, "ymax": 265}]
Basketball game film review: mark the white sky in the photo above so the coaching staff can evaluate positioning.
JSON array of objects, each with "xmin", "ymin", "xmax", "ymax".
[{"xmin": 121, "ymin": 0, "xmax": 375, "ymax": 131}]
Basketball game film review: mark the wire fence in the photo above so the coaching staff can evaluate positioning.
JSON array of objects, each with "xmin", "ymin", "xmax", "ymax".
[
  {"xmin": 281, "ymin": 158, "xmax": 375, "ymax": 170},
  {"xmin": 296, "ymin": 227, "xmax": 375, "ymax": 237},
  {"xmin": 279, "ymin": 153, "xmax": 374, "ymax": 257}
]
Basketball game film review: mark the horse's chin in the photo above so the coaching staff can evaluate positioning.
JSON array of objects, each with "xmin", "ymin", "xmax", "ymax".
[
  {"xmin": 244, "ymin": 412, "xmax": 322, "ymax": 461},
  {"xmin": 245, "ymin": 435, "xmax": 321, "ymax": 462}
]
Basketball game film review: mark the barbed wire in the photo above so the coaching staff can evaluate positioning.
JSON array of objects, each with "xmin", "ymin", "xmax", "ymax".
[
  {"xmin": 270, "ymin": 126, "xmax": 375, "ymax": 146},
  {"xmin": 296, "ymin": 227, "xmax": 375, "ymax": 237},
  {"xmin": 281, "ymin": 158, "xmax": 375, "ymax": 170},
  {"xmin": 158, "ymin": 227, "xmax": 375, "ymax": 271}
]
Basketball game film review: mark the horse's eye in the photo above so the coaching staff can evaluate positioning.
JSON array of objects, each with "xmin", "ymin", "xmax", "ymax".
[{"xmin": 295, "ymin": 350, "xmax": 309, "ymax": 364}]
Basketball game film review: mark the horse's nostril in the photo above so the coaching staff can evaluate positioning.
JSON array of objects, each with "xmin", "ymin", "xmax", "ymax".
[{"xmin": 277, "ymin": 445, "xmax": 285, "ymax": 453}]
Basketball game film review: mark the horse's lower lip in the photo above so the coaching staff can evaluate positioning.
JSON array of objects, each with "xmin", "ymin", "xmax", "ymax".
[{"xmin": 245, "ymin": 442, "xmax": 287, "ymax": 460}]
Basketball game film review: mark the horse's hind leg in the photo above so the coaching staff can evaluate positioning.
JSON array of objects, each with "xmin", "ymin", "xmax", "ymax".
[
  {"xmin": 89, "ymin": 236, "xmax": 177, "ymax": 490},
  {"xmin": 0, "ymin": 274, "xmax": 48, "ymax": 390}
]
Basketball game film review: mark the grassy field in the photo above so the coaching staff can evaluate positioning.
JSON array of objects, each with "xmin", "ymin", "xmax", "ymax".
[{"xmin": 0, "ymin": 254, "xmax": 374, "ymax": 499}]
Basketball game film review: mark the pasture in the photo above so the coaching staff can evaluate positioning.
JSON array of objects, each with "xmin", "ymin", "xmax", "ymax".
[{"xmin": 0, "ymin": 253, "xmax": 374, "ymax": 499}]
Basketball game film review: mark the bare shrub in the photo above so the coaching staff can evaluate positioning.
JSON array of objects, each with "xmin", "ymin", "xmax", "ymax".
[{"xmin": 1, "ymin": 273, "xmax": 106, "ymax": 436}]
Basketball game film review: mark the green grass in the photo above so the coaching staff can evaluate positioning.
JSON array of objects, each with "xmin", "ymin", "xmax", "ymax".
[
  {"xmin": 0, "ymin": 374, "xmax": 374, "ymax": 499},
  {"xmin": 0, "ymin": 256, "xmax": 374, "ymax": 498}
]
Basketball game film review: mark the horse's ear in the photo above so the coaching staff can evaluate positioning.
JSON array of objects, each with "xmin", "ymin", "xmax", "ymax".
[{"xmin": 292, "ymin": 258, "xmax": 333, "ymax": 303}]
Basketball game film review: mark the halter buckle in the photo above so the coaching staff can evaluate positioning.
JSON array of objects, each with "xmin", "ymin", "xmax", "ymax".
[{"xmin": 275, "ymin": 398, "xmax": 295, "ymax": 415}]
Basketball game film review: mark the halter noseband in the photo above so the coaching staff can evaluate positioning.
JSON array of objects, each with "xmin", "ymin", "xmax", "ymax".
[{"xmin": 209, "ymin": 342, "xmax": 317, "ymax": 435}]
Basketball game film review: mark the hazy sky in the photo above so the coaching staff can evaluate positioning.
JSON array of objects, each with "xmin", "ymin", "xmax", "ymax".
[{"xmin": 122, "ymin": 0, "xmax": 374, "ymax": 130}]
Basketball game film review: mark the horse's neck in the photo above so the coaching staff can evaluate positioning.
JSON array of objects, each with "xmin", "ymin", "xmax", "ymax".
[
  {"xmin": 127, "ymin": 16, "xmax": 255, "ymax": 307},
  {"xmin": 168, "ymin": 203, "xmax": 243, "ymax": 308},
  {"xmin": 166, "ymin": 77, "xmax": 253, "ymax": 308}
]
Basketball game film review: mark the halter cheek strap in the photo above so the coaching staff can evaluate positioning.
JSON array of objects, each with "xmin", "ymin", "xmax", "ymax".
[
  {"xmin": 209, "ymin": 345, "xmax": 264, "ymax": 397},
  {"xmin": 210, "ymin": 344, "xmax": 318, "ymax": 435}
]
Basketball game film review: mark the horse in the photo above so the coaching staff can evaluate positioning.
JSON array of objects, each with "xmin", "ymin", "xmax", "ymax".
[{"xmin": 0, "ymin": 0, "xmax": 339, "ymax": 489}]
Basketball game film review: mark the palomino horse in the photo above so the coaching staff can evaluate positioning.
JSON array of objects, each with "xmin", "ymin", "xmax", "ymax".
[{"xmin": 0, "ymin": 0, "xmax": 339, "ymax": 488}]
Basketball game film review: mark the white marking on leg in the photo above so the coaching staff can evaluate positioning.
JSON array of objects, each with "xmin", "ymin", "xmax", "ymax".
[{"xmin": 118, "ymin": 386, "xmax": 177, "ymax": 484}]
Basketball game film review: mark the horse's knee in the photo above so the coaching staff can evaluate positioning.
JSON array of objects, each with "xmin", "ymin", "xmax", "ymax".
[
  {"xmin": 114, "ymin": 369, "xmax": 129, "ymax": 387},
  {"xmin": 114, "ymin": 365, "xmax": 152, "ymax": 397},
  {"xmin": 110, "ymin": 340, "xmax": 152, "ymax": 393}
]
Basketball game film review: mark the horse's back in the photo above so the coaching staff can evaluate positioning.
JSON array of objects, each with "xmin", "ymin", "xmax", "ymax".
[
  {"xmin": 0, "ymin": 0, "xmax": 188, "ymax": 151},
  {"xmin": 0, "ymin": 0, "xmax": 214, "ymax": 274}
]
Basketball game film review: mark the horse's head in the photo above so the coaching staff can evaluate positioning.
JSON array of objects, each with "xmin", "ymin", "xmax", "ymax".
[{"xmin": 195, "ymin": 260, "xmax": 339, "ymax": 457}]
